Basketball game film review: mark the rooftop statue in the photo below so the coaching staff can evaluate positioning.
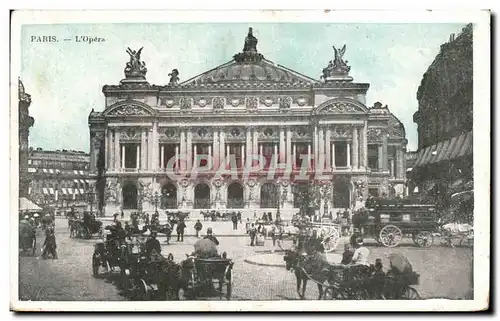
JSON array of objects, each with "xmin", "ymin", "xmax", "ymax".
[
  {"xmin": 124, "ymin": 47, "xmax": 147, "ymax": 79},
  {"xmin": 168, "ymin": 69, "xmax": 180, "ymax": 85},
  {"xmin": 243, "ymin": 27, "xmax": 258, "ymax": 53},
  {"xmin": 322, "ymin": 44, "xmax": 351, "ymax": 80}
]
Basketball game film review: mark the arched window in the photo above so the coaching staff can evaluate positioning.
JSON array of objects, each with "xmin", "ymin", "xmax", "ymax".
[
  {"xmin": 122, "ymin": 182, "xmax": 138, "ymax": 209},
  {"xmin": 260, "ymin": 183, "xmax": 278, "ymax": 208},
  {"xmin": 194, "ymin": 183, "xmax": 211, "ymax": 209},
  {"xmin": 161, "ymin": 183, "xmax": 177, "ymax": 209},
  {"xmin": 227, "ymin": 182, "xmax": 244, "ymax": 208}
]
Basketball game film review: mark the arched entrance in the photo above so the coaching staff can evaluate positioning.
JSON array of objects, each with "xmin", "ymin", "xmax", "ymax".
[
  {"xmin": 332, "ymin": 178, "xmax": 350, "ymax": 209},
  {"xmin": 122, "ymin": 182, "xmax": 138, "ymax": 209},
  {"xmin": 194, "ymin": 183, "xmax": 211, "ymax": 209},
  {"xmin": 260, "ymin": 183, "xmax": 278, "ymax": 208},
  {"xmin": 227, "ymin": 182, "xmax": 244, "ymax": 208},
  {"xmin": 161, "ymin": 183, "xmax": 177, "ymax": 209}
]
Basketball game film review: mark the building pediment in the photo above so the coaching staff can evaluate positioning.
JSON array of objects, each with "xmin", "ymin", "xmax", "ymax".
[
  {"xmin": 313, "ymin": 98, "xmax": 369, "ymax": 115},
  {"xmin": 103, "ymin": 100, "xmax": 155, "ymax": 117}
]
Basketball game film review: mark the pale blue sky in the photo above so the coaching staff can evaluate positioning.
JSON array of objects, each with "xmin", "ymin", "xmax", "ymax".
[{"xmin": 21, "ymin": 23, "xmax": 467, "ymax": 152}]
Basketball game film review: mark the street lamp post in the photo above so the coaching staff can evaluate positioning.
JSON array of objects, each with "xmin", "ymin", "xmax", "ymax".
[
  {"xmin": 154, "ymin": 191, "xmax": 159, "ymax": 213},
  {"xmin": 87, "ymin": 186, "xmax": 96, "ymax": 214}
]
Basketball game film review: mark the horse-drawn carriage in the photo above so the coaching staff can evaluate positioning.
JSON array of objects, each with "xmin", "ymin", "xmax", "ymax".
[
  {"xmin": 165, "ymin": 211, "xmax": 190, "ymax": 224},
  {"xmin": 69, "ymin": 212, "xmax": 104, "ymax": 239},
  {"xmin": 284, "ymin": 250, "xmax": 421, "ymax": 300},
  {"xmin": 354, "ymin": 198, "xmax": 439, "ymax": 248},
  {"xmin": 277, "ymin": 216, "xmax": 341, "ymax": 253}
]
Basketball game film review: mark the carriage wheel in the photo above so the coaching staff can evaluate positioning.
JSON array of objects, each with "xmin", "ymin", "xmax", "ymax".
[
  {"xmin": 137, "ymin": 279, "xmax": 150, "ymax": 301},
  {"xmin": 413, "ymin": 231, "xmax": 434, "ymax": 247},
  {"xmin": 92, "ymin": 255, "xmax": 100, "ymax": 276},
  {"xmin": 379, "ymin": 225, "xmax": 403, "ymax": 247},
  {"xmin": 322, "ymin": 228, "xmax": 340, "ymax": 253},
  {"xmin": 401, "ymin": 287, "xmax": 421, "ymax": 300}
]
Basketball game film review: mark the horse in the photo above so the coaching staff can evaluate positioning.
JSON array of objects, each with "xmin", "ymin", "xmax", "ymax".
[{"xmin": 283, "ymin": 250, "xmax": 327, "ymax": 299}]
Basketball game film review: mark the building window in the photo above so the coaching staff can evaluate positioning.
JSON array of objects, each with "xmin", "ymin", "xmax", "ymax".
[
  {"xmin": 123, "ymin": 144, "xmax": 139, "ymax": 169},
  {"xmin": 334, "ymin": 142, "xmax": 348, "ymax": 167},
  {"xmin": 368, "ymin": 144, "xmax": 379, "ymax": 170}
]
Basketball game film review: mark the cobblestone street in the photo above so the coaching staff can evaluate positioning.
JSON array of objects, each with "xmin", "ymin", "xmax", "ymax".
[{"xmin": 18, "ymin": 218, "xmax": 473, "ymax": 301}]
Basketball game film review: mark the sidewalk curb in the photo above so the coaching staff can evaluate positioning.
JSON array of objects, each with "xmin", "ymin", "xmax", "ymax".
[{"xmin": 244, "ymin": 258, "xmax": 285, "ymax": 268}]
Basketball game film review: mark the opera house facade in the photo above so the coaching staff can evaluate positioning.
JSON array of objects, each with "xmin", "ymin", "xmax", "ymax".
[{"xmin": 88, "ymin": 28, "xmax": 408, "ymax": 218}]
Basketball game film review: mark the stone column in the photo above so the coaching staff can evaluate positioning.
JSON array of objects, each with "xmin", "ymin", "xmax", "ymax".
[
  {"xmin": 293, "ymin": 144, "xmax": 297, "ymax": 167},
  {"xmin": 175, "ymin": 145, "xmax": 179, "ymax": 170},
  {"xmin": 274, "ymin": 144, "xmax": 278, "ymax": 167},
  {"xmin": 186, "ymin": 130, "xmax": 193, "ymax": 171},
  {"xmin": 346, "ymin": 142, "xmax": 351, "ymax": 168},
  {"xmin": 352, "ymin": 126, "xmax": 359, "ymax": 170},
  {"xmin": 307, "ymin": 144, "xmax": 312, "ymax": 168},
  {"xmin": 241, "ymin": 144, "xmax": 245, "ymax": 168},
  {"xmin": 279, "ymin": 127, "xmax": 285, "ymax": 163},
  {"xmin": 152, "ymin": 122, "xmax": 159, "ymax": 170},
  {"xmin": 325, "ymin": 128, "xmax": 331, "ymax": 170},
  {"xmin": 114, "ymin": 129, "xmax": 120, "ymax": 169},
  {"xmin": 252, "ymin": 129, "xmax": 258, "ymax": 165},
  {"xmin": 180, "ymin": 129, "xmax": 186, "ymax": 172},
  {"xmin": 121, "ymin": 145, "xmax": 126, "ymax": 169},
  {"xmin": 219, "ymin": 130, "xmax": 225, "ymax": 168},
  {"xmin": 147, "ymin": 127, "xmax": 153, "ymax": 170},
  {"xmin": 141, "ymin": 129, "xmax": 147, "ymax": 169},
  {"xmin": 107, "ymin": 129, "xmax": 113, "ymax": 170},
  {"xmin": 390, "ymin": 159, "xmax": 395, "ymax": 178},
  {"xmin": 382, "ymin": 134, "xmax": 388, "ymax": 170},
  {"xmin": 397, "ymin": 147, "xmax": 405, "ymax": 179},
  {"xmin": 226, "ymin": 144, "xmax": 230, "ymax": 167},
  {"xmin": 318, "ymin": 128, "xmax": 325, "ymax": 170},
  {"xmin": 208, "ymin": 145, "xmax": 212, "ymax": 170},
  {"xmin": 160, "ymin": 145, "xmax": 165, "ymax": 169},
  {"xmin": 358, "ymin": 124, "xmax": 365, "ymax": 169},
  {"xmin": 135, "ymin": 145, "xmax": 140, "ymax": 169},
  {"xmin": 286, "ymin": 128, "xmax": 292, "ymax": 170},
  {"xmin": 212, "ymin": 129, "xmax": 219, "ymax": 170},
  {"xmin": 378, "ymin": 145, "xmax": 383, "ymax": 170},
  {"xmin": 313, "ymin": 126, "xmax": 319, "ymax": 165},
  {"xmin": 362, "ymin": 123, "xmax": 368, "ymax": 169},
  {"xmin": 193, "ymin": 144, "xmax": 198, "ymax": 168},
  {"xmin": 89, "ymin": 132, "xmax": 96, "ymax": 173},
  {"xmin": 331, "ymin": 142, "xmax": 336, "ymax": 169},
  {"xmin": 245, "ymin": 129, "xmax": 251, "ymax": 166}
]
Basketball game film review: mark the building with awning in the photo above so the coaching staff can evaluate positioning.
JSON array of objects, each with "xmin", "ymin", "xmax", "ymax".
[
  {"xmin": 410, "ymin": 24, "xmax": 473, "ymax": 218},
  {"xmin": 27, "ymin": 147, "xmax": 91, "ymax": 210}
]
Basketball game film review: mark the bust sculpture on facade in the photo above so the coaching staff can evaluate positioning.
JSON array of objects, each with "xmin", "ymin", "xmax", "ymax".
[
  {"xmin": 322, "ymin": 44, "xmax": 352, "ymax": 81},
  {"xmin": 124, "ymin": 47, "xmax": 147, "ymax": 79}
]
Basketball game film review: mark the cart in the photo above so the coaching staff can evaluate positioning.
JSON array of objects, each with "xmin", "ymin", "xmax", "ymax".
[
  {"xmin": 357, "ymin": 198, "xmax": 439, "ymax": 248},
  {"xmin": 182, "ymin": 255, "xmax": 234, "ymax": 300},
  {"xmin": 277, "ymin": 218, "xmax": 341, "ymax": 253}
]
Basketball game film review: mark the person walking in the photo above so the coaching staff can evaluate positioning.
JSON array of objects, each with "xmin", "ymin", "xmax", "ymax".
[
  {"xmin": 231, "ymin": 213, "xmax": 238, "ymax": 230},
  {"xmin": 42, "ymin": 227, "xmax": 57, "ymax": 259},
  {"xmin": 194, "ymin": 220, "xmax": 203, "ymax": 238},
  {"xmin": 121, "ymin": 210, "xmax": 124, "ymax": 220},
  {"xmin": 249, "ymin": 223, "xmax": 257, "ymax": 246},
  {"xmin": 177, "ymin": 219, "xmax": 186, "ymax": 242}
]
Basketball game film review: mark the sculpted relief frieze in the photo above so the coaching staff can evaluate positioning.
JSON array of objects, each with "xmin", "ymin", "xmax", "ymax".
[
  {"xmin": 192, "ymin": 127, "xmax": 213, "ymax": 140},
  {"xmin": 368, "ymin": 128, "xmax": 385, "ymax": 142},
  {"xmin": 158, "ymin": 127, "xmax": 179, "ymax": 140},
  {"xmin": 330, "ymin": 125, "xmax": 352, "ymax": 138},
  {"xmin": 292, "ymin": 126, "xmax": 311, "ymax": 139},
  {"xmin": 259, "ymin": 96, "xmax": 278, "ymax": 107},
  {"xmin": 160, "ymin": 97, "xmax": 180, "ymax": 108},
  {"xmin": 107, "ymin": 104, "xmax": 152, "ymax": 116}
]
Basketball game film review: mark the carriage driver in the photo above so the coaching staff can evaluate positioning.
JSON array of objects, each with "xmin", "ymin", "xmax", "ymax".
[
  {"xmin": 145, "ymin": 231, "xmax": 162, "ymax": 255},
  {"xmin": 204, "ymin": 228, "xmax": 219, "ymax": 245}
]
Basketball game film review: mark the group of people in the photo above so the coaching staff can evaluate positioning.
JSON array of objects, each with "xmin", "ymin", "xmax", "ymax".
[{"xmin": 19, "ymin": 213, "xmax": 58, "ymax": 260}]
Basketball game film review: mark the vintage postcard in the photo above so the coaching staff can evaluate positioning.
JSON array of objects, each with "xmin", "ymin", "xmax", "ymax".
[{"xmin": 10, "ymin": 10, "xmax": 490, "ymax": 311}]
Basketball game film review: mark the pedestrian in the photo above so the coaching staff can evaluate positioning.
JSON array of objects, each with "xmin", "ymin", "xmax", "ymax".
[
  {"xmin": 145, "ymin": 213, "xmax": 150, "ymax": 226},
  {"xmin": 177, "ymin": 219, "xmax": 186, "ymax": 242},
  {"xmin": 267, "ymin": 212, "xmax": 272, "ymax": 222},
  {"xmin": 249, "ymin": 223, "xmax": 257, "ymax": 246},
  {"xmin": 237, "ymin": 211, "xmax": 242, "ymax": 224},
  {"xmin": 269, "ymin": 224, "xmax": 277, "ymax": 253},
  {"xmin": 341, "ymin": 243, "xmax": 354, "ymax": 265},
  {"xmin": 121, "ymin": 210, "xmax": 124, "ymax": 220},
  {"xmin": 194, "ymin": 220, "xmax": 203, "ymax": 237},
  {"xmin": 231, "ymin": 213, "xmax": 238, "ymax": 230},
  {"xmin": 351, "ymin": 237, "xmax": 370, "ymax": 266},
  {"xmin": 164, "ymin": 221, "xmax": 172, "ymax": 244},
  {"xmin": 42, "ymin": 226, "xmax": 57, "ymax": 259},
  {"xmin": 204, "ymin": 227, "xmax": 219, "ymax": 245}
]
